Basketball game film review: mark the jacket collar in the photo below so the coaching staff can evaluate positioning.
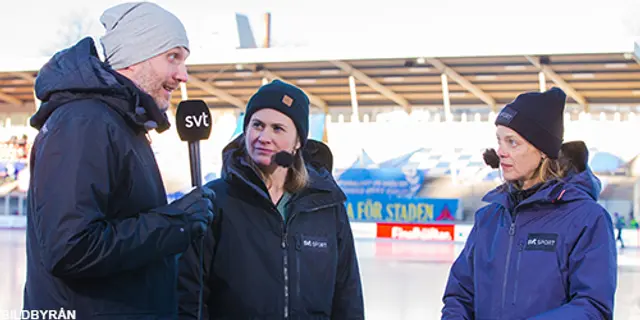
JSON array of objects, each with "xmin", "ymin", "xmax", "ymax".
[
  {"xmin": 482, "ymin": 167, "xmax": 602, "ymax": 214},
  {"xmin": 221, "ymin": 138, "xmax": 346, "ymax": 212}
]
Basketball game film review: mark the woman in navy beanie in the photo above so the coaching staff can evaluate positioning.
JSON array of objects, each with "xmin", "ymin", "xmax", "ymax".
[
  {"xmin": 442, "ymin": 87, "xmax": 617, "ymax": 319},
  {"xmin": 177, "ymin": 79, "xmax": 365, "ymax": 319}
]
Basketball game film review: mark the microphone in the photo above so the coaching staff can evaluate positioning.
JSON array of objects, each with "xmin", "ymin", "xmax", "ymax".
[
  {"xmin": 176, "ymin": 100, "xmax": 212, "ymax": 187},
  {"xmin": 175, "ymin": 99, "xmax": 212, "ymax": 320},
  {"xmin": 483, "ymin": 148, "xmax": 500, "ymax": 169},
  {"xmin": 274, "ymin": 151, "xmax": 294, "ymax": 167}
]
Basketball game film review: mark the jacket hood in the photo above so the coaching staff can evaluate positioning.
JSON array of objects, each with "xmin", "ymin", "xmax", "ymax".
[
  {"xmin": 483, "ymin": 165, "xmax": 602, "ymax": 210},
  {"xmin": 303, "ymin": 139, "xmax": 334, "ymax": 173},
  {"xmin": 562, "ymin": 166, "xmax": 602, "ymax": 201},
  {"xmin": 31, "ymin": 37, "xmax": 169, "ymax": 133},
  {"xmin": 220, "ymin": 135, "xmax": 346, "ymax": 207}
]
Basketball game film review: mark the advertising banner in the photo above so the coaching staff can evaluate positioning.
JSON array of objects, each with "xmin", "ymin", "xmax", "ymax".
[
  {"xmin": 376, "ymin": 222, "xmax": 455, "ymax": 241},
  {"xmin": 336, "ymin": 168, "xmax": 423, "ymax": 198},
  {"xmin": 345, "ymin": 194, "xmax": 458, "ymax": 223}
]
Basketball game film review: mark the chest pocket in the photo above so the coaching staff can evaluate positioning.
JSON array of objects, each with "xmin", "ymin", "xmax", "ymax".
[
  {"xmin": 511, "ymin": 232, "xmax": 568, "ymax": 309},
  {"xmin": 290, "ymin": 203, "xmax": 341, "ymax": 316},
  {"xmin": 293, "ymin": 232, "xmax": 337, "ymax": 315}
]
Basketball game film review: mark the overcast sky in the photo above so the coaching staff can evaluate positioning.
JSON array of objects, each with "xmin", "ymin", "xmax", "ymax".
[{"xmin": 2, "ymin": 0, "xmax": 639, "ymax": 64}]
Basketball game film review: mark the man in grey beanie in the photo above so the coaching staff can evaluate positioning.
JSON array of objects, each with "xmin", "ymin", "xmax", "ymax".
[
  {"xmin": 23, "ymin": 2, "xmax": 215, "ymax": 319},
  {"xmin": 101, "ymin": 1, "xmax": 190, "ymax": 111}
]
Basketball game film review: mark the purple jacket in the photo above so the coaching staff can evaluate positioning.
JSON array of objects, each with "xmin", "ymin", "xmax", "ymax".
[{"xmin": 442, "ymin": 168, "xmax": 617, "ymax": 319}]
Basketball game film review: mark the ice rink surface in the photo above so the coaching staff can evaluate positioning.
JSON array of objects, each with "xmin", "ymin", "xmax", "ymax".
[{"xmin": 1, "ymin": 229, "xmax": 639, "ymax": 319}]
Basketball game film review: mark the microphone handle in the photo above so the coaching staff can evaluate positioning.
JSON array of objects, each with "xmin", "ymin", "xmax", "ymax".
[
  {"xmin": 187, "ymin": 140, "xmax": 205, "ymax": 320},
  {"xmin": 188, "ymin": 141, "xmax": 202, "ymax": 187}
]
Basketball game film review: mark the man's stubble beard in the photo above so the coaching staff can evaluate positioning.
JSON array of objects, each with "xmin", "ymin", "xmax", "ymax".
[{"xmin": 132, "ymin": 62, "xmax": 170, "ymax": 113}]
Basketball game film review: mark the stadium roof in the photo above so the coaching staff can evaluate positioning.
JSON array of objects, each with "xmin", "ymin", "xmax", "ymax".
[{"xmin": 1, "ymin": 36, "xmax": 640, "ymax": 114}]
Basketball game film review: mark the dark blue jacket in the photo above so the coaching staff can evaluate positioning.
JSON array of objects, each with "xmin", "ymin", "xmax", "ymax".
[
  {"xmin": 615, "ymin": 216, "xmax": 625, "ymax": 230},
  {"xmin": 23, "ymin": 37, "xmax": 193, "ymax": 319},
  {"xmin": 177, "ymin": 140, "xmax": 365, "ymax": 319},
  {"xmin": 442, "ymin": 168, "xmax": 617, "ymax": 319}
]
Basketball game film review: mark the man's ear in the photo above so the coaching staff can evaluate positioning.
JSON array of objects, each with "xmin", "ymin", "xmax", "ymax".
[
  {"xmin": 117, "ymin": 59, "xmax": 145, "ymax": 73},
  {"xmin": 114, "ymin": 65, "xmax": 137, "ymax": 78}
]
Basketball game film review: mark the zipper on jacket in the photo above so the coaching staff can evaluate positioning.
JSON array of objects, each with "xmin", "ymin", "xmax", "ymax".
[
  {"xmin": 512, "ymin": 241, "xmax": 524, "ymax": 305},
  {"xmin": 279, "ymin": 201, "xmax": 339, "ymax": 320},
  {"xmin": 501, "ymin": 215, "xmax": 517, "ymax": 313},
  {"xmin": 280, "ymin": 214, "xmax": 290, "ymax": 320},
  {"xmin": 295, "ymin": 235, "xmax": 301, "ymax": 300}
]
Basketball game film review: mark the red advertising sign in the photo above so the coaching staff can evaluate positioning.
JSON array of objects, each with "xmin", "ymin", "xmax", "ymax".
[
  {"xmin": 374, "ymin": 241, "xmax": 456, "ymax": 262},
  {"xmin": 376, "ymin": 223, "xmax": 455, "ymax": 241}
]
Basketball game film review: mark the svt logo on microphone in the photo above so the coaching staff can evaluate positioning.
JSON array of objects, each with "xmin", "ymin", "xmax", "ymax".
[
  {"xmin": 176, "ymin": 100, "xmax": 212, "ymax": 142},
  {"xmin": 185, "ymin": 111, "xmax": 210, "ymax": 128}
]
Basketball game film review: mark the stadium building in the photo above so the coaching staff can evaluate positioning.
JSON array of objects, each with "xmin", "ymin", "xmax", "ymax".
[{"xmin": 1, "ymin": 27, "xmax": 640, "ymax": 241}]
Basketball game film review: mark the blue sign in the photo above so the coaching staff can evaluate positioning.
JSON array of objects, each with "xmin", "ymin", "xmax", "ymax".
[
  {"xmin": 230, "ymin": 113, "xmax": 245, "ymax": 140},
  {"xmin": 336, "ymin": 168, "xmax": 424, "ymax": 198},
  {"xmin": 309, "ymin": 113, "xmax": 326, "ymax": 141},
  {"xmin": 345, "ymin": 194, "xmax": 458, "ymax": 223}
]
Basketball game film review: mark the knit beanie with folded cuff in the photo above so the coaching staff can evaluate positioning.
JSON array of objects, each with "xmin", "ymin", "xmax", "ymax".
[
  {"xmin": 495, "ymin": 87, "xmax": 567, "ymax": 159},
  {"xmin": 100, "ymin": 2, "xmax": 189, "ymax": 70},
  {"xmin": 243, "ymin": 80, "xmax": 310, "ymax": 147}
]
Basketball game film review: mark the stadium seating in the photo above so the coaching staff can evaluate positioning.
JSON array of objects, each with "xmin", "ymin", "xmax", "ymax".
[
  {"xmin": 326, "ymin": 111, "xmax": 640, "ymax": 179},
  {"xmin": 3, "ymin": 110, "xmax": 640, "ymax": 217}
]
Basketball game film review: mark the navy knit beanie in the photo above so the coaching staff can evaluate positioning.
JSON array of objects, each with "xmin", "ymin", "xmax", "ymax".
[
  {"xmin": 495, "ymin": 87, "xmax": 566, "ymax": 159},
  {"xmin": 243, "ymin": 79, "xmax": 310, "ymax": 146}
]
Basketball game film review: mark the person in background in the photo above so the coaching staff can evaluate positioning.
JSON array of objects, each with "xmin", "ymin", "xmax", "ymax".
[
  {"xmin": 630, "ymin": 211, "xmax": 639, "ymax": 229},
  {"xmin": 442, "ymin": 87, "xmax": 617, "ymax": 319},
  {"xmin": 17, "ymin": 134, "xmax": 28, "ymax": 159},
  {"xmin": 177, "ymin": 80, "xmax": 364, "ymax": 319},
  {"xmin": 23, "ymin": 2, "xmax": 214, "ymax": 319},
  {"xmin": 614, "ymin": 212, "xmax": 626, "ymax": 248}
]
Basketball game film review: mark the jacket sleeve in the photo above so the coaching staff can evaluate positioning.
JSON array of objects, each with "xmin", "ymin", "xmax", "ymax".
[
  {"xmin": 441, "ymin": 221, "xmax": 477, "ymax": 320},
  {"xmin": 177, "ymin": 208, "xmax": 219, "ymax": 319},
  {"xmin": 331, "ymin": 204, "xmax": 365, "ymax": 319},
  {"xmin": 31, "ymin": 115, "xmax": 191, "ymax": 279},
  {"xmin": 528, "ymin": 205, "xmax": 617, "ymax": 320}
]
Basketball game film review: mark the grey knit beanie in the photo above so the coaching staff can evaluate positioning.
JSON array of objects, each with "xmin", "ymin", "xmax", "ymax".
[{"xmin": 100, "ymin": 2, "xmax": 189, "ymax": 70}]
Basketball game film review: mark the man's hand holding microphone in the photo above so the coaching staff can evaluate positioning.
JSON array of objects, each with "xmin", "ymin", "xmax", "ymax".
[
  {"xmin": 150, "ymin": 100, "xmax": 216, "ymax": 242},
  {"xmin": 173, "ymin": 187, "xmax": 215, "ymax": 240},
  {"xmin": 147, "ymin": 186, "xmax": 214, "ymax": 240}
]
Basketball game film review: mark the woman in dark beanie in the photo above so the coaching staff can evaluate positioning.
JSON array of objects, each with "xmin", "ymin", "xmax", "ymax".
[
  {"xmin": 177, "ymin": 79, "xmax": 364, "ymax": 319},
  {"xmin": 442, "ymin": 87, "xmax": 617, "ymax": 319}
]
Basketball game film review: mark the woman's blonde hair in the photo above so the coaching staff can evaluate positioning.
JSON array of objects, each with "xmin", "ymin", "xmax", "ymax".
[
  {"xmin": 239, "ymin": 137, "xmax": 309, "ymax": 193},
  {"xmin": 285, "ymin": 151, "xmax": 310, "ymax": 193},
  {"xmin": 514, "ymin": 156, "xmax": 569, "ymax": 190},
  {"xmin": 535, "ymin": 157, "xmax": 568, "ymax": 183}
]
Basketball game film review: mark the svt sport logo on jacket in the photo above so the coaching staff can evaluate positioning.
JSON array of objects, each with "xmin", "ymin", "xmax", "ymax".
[{"xmin": 525, "ymin": 233, "xmax": 558, "ymax": 252}]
